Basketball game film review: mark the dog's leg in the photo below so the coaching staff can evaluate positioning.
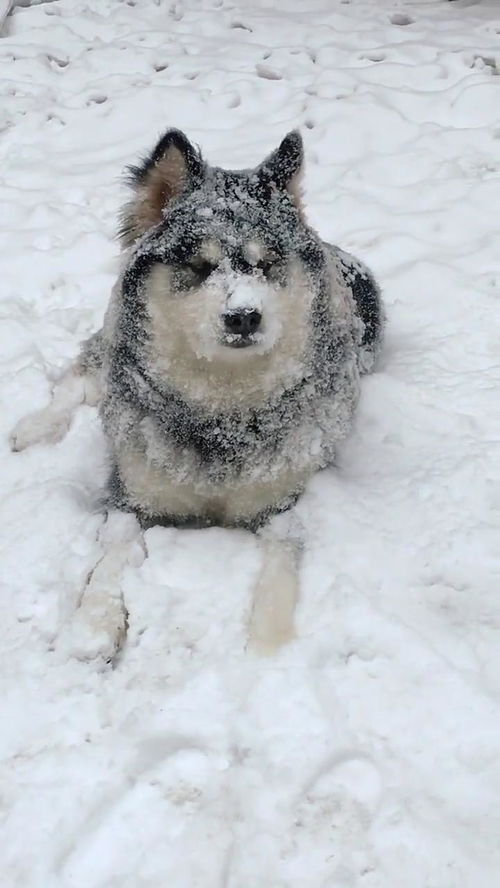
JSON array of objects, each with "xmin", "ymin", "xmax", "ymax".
[
  {"xmin": 10, "ymin": 369, "xmax": 96, "ymax": 451},
  {"xmin": 61, "ymin": 510, "xmax": 144, "ymax": 664},
  {"xmin": 247, "ymin": 512, "xmax": 303, "ymax": 654},
  {"xmin": 10, "ymin": 332, "xmax": 103, "ymax": 452}
]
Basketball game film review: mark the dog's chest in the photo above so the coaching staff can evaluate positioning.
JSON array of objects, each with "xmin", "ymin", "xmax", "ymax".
[
  {"xmin": 116, "ymin": 389, "xmax": 345, "ymax": 525},
  {"xmin": 118, "ymin": 360, "xmax": 359, "ymax": 479},
  {"xmin": 164, "ymin": 395, "xmax": 302, "ymax": 474},
  {"xmin": 108, "ymin": 355, "xmax": 360, "ymax": 524}
]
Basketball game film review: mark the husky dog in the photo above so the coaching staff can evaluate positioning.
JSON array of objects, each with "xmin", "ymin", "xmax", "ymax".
[{"xmin": 11, "ymin": 129, "xmax": 383, "ymax": 653}]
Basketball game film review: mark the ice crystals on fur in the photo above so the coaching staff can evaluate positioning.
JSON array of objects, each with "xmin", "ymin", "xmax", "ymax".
[{"xmin": 90, "ymin": 129, "xmax": 384, "ymax": 526}]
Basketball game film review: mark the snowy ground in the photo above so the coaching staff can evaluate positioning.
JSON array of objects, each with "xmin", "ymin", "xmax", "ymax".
[{"xmin": 1, "ymin": 0, "xmax": 500, "ymax": 885}]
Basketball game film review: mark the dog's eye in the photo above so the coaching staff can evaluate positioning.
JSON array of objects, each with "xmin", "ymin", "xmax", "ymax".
[
  {"xmin": 187, "ymin": 260, "xmax": 216, "ymax": 282},
  {"xmin": 258, "ymin": 260, "xmax": 272, "ymax": 275},
  {"xmin": 256, "ymin": 258, "xmax": 278, "ymax": 278}
]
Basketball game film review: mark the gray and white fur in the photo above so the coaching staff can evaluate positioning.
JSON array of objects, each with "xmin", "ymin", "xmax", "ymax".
[
  {"xmin": 11, "ymin": 129, "xmax": 383, "ymax": 653},
  {"xmin": 83, "ymin": 129, "xmax": 382, "ymax": 528}
]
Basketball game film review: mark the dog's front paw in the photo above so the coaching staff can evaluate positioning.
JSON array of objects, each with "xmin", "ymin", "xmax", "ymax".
[
  {"xmin": 61, "ymin": 592, "xmax": 128, "ymax": 665},
  {"xmin": 248, "ymin": 540, "xmax": 299, "ymax": 654},
  {"xmin": 59, "ymin": 517, "xmax": 143, "ymax": 665},
  {"xmin": 10, "ymin": 407, "xmax": 71, "ymax": 452}
]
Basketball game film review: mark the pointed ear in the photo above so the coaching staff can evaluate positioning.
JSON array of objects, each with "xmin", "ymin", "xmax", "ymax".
[
  {"xmin": 257, "ymin": 130, "xmax": 304, "ymax": 215},
  {"xmin": 119, "ymin": 129, "xmax": 204, "ymax": 246}
]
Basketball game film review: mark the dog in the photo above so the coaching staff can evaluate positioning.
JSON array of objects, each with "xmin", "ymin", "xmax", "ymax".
[{"xmin": 11, "ymin": 129, "xmax": 383, "ymax": 654}]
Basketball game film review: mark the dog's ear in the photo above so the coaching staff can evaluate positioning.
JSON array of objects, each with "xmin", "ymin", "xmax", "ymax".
[
  {"xmin": 257, "ymin": 130, "xmax": 304, "ymax": 215},
  {"xmin": 119, "ymin": 129, "xmax": 204, "ymax": 246}
]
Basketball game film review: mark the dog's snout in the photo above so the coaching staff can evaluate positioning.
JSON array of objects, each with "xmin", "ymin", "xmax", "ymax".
[{"xmin": 224, "ymin": 310, "xmax": 262, "ymax": 338}]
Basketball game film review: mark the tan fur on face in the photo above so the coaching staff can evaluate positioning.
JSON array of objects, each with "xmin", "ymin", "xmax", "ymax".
[
  {"xmin": 143, "ymin": 261, "xmax": 315, "ymax": 411},
  {"xmin": 244, "ymin": 240, "xmax": 265, "ymax": 265},
  {"xmin": 198, "ymin": 238, "xmax": 222, "ymax": 265},
  {"xmin": 120, "ymin": 146, "xmax": 189, "ymax": 246}
]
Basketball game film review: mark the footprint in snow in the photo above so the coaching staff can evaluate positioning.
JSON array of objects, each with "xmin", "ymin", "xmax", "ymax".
[
  {"xmin": 390, "ymin": 12, "xmax": 414, "ymax": 26},
  {"xmin": 227, "ymin": 92, "xmax": 241, "ymax": 109},
  {"xmin": 255, "ymin": 63, "xmax": 283, "ymax": 81},
  {"xmin": 279, "ymin": 753, "xmax": 383, "ymax": 884},
  {"xmin": 230, "ymin": 20, "xmax": 252, "ymax": 32}
]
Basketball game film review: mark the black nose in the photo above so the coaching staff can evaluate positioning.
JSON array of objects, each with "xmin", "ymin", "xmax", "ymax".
[{"xmin": 223, "ymin": 310, "xmax": 262, "ymax": 337}]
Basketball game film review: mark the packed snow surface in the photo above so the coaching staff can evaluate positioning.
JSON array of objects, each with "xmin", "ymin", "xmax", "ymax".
[{"xmin": 1, "ymin": 0, "xmax": 500, "ymax": 885}]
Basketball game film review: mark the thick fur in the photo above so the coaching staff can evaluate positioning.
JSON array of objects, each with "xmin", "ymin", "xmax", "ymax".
[
  {"xmin": 12, "ymin": 129, "xmax": 383, "ymax": 531},
  {"xmin": 10, "ymin": 129, "xmax": 383, "ymax": 655},
  {"xmin": 100, "ymin": 130, "xmax": 383, "ymax": 527}
]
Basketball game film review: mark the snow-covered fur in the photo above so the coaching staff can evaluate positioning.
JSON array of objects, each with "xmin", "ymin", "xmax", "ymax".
[
  {"xmin": 94, "ymin": 129, "xmax": 383, "ymax": 527},
  {"xmin": 12, "ymin": 129, "xmax": 383, "ymax": 530}
]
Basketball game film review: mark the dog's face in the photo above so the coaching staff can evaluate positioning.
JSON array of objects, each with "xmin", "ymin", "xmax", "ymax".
[{"xmin": 120, "ymin": 129, "xmax": 323, "ymax": 403}]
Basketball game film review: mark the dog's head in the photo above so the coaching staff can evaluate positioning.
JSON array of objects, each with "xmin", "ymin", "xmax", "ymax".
[{"xmin": 119, "ymin": 130, "xmax": 326, "ymax": 404}]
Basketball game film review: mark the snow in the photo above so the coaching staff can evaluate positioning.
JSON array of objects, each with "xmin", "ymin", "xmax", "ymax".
[
  {"xmin": 225, "ymin": 275, "xmax": 266, "ymax": 313},
  {"xmin": 1, "ymin": 0, "xmax": 500, "ymax": 885}
]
